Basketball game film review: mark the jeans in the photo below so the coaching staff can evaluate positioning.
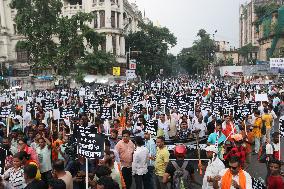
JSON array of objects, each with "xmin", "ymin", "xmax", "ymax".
[
  {"xmin": 155, "ymin": 174, "xmax": 168, "ymax": 189},
  {"xmin": 122, "ymin": 167, "xmax": 132, "ymax": 189},
  {"xmin": 134, "ymin": 174, "xmax": 147, "ymax": 189},
  {"xmin": 144, "ymin": 166, "xmax": 155, "ymax": 189},
  {"xmin": 255, "ymin": 137, "xmax": 260, "ymax": 153}
]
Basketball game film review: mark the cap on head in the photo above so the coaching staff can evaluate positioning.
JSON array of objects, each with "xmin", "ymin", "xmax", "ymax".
[
  {"xmin": 174, "ymin": 145, "xmax": 187, "ymax": 157},
  {"xmin": 204, "ymin": 145, "xmax": 218, "ymax": 154}
]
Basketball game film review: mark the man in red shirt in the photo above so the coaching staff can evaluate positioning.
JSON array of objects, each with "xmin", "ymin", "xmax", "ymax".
[
  {"xmin": 224, "ymin": 134, "xmax": 246, "ymax": 168},
  {"xmin": 222, "ymin": 115, "xmax": 236, "ymax": 142},
  {"xmin": 267, "ymin": 159, "xmax": 284, "ymax": 189}
]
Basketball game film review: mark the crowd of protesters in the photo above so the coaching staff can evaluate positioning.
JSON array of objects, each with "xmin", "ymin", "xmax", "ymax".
[{"xmin": 0, "ymin": 76, "xmax": 283, "ymax": 189}]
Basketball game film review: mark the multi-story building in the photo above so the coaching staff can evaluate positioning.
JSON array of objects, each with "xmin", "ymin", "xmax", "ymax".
[
  {"xmin": 253, "ymin": 0, "xmax": 283, "ymax": 6},
  {"xmin": 240, "ymin": 1, "xmax": 257, "ymax": 47},
  {"xmin": 239, "ymin": 0, "xmax": 284, "ymax": 62},
  {"xmin": 0, "ymin": 0, "xmax": 143, "ymax": 89},
  {"xmin": 215, "ymin": 41, "xmax": 240, "ymax": 66}
]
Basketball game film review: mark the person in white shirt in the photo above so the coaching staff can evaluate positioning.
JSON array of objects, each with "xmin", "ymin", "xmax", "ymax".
[
  {"xmin": 132, "ymin": 136, "xmax": 149, "ymax": 189},
  {"xmin": 212, "ymin": 156, "xmax": 252, "ymax": 189},
  {"xmin": 202, "ymin": 145, "xmax": 225, "ymax": 189},
  {"xmin": 35, "ymin": 134, "xmax": 52, "ymax": 184},
  {"xmin": 3, "ymin": 153, "xmax": 26, "ymax": 189},
  {"xmin": 157, "ymin": 114, "xmax": 170, "ymax": 139},
  {"xmin": 192, "ymin": 117, "xmax": 206, "ymax": 138}
]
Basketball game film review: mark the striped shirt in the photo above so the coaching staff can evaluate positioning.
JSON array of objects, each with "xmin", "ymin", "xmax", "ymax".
[{"xmin": 3, "ymin": 167, "xmax": 26, "ymax": 189}]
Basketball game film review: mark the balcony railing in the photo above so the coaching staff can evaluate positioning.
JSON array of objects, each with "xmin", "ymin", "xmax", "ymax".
[
  {"xmin": 92, "ymin": 0, "xmax": 105, "ymax": 7},
  {"xmin": 63, "ymin": 4, "xmax": 83, "ymax": 16}
]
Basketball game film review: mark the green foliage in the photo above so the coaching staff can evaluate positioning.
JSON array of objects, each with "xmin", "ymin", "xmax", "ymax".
[
  {"xmin": 226, "ymin": 57, "xmax": 234, "ymax": 66},
  {"xmin": 238, "ymin": 43, "xmax": 253, "ymax": 57},
  {"xmin": 11, "ymin": 0, "xmax": 104, "ymax": 76},
  {"xmin": 177, "ymin": 29, "xmax": 215, "ymax": 74},
  {"xmin": 262, "ymin": 16, "xmax": 272, "ymax": 38},
  {"xmin": 254, "ymin": 2, "xmax": 279, "ymax": 19},
  {"xmin": 238, "ymin": 43, "xmax": 258, "ymax": 63},
  {"xmin": 271, "ymin": 47, "xmax": 284, "ymax": 58},
  {"xmin": 77, "ymin": 51, "xmax": 116, "ymax": 75},
  {"xmin": 11, "ymin": 0, "xmax": 61, "ymax": 70},
  {"xmin": 216, "ymin": 57, "xmax": 234, "ymax": 66},
  {"xmin": 125, "ymin": 23, "xmax": 177, "ymax": 79},
  {"xmin": 15, "ymin": 41, "xmax": 29, "ymax": 51}
]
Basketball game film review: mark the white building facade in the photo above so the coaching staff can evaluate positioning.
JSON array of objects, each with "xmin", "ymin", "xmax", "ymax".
[{"xmin": 0, "ymin": 0, "xmax": 142, "ymax": 89}]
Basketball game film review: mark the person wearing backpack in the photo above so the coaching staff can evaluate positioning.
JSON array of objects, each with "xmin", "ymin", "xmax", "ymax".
[
  {"xmin": 162, "ymin": 145, "xmax": 197, "ymax": 189},
  {"xmin": 155, "ymin": 136, "xmax": 170, "ymax": 189}
]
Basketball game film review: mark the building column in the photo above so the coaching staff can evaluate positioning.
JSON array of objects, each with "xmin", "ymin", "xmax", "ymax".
[
  {"xmin": 105, "ymin": 0, "xmax": 111, "ymax": 28},
  {"xmin": 116, "ymin": 35, "xmax": 120, "ymax": 55},
  {"xmin": 120, "ymin": 36, "xmax": 125, "ymax": 55},
  {"xmin": 119, "ymin": 0, "xmax": 123, "ymax": 29},
  {"xmin": 106, "ymin": 34, "xmax": 113, "ymax": 53},
  {"xmin": 114, "ymin": 11, "xmax": 117, "ymax": 28},
  {"xmin": 0, "ymin": 0, "xmax": 6, "ymax": 28}
]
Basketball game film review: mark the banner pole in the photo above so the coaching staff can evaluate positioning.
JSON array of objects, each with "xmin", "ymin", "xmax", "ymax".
[
  {"xmin": 57, "ymin": 119, "xmax": 60, "ymax": 133},
  {"xmin": 6, "ymin": 117, "xmax": 9, "ymax": 137},
  {"xmin": 279, "ymin": 134, "xmax": 281, "ymax": 161},
  {"xmin": 86, "ymin": 158, "xmax": 89, "ymax": 189}
]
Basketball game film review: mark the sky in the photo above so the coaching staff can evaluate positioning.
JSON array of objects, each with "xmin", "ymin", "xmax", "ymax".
[{"xmin": 129, "ymin": 0, "xmax": 249, "ymax": 55}]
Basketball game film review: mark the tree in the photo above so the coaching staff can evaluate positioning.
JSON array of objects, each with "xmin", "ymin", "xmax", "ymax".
[
  {"xmin": 11, "ymin": 0, "xmax": 61, "ymax": 71},
  {"xmin": 55, "ymin": 12, "xmax": 104, "ymax": 75},
  {"xmin": 126, "ymin": 23, "xmax": 177, "ymax": 79},
  {"xmin": 254, "ymin": 2, "xmax": 279, "ymax": 19},
  {"xmin": 238, "ymin": 43, "xmax": 257, "ymax": 64},
  {"xmin": 10, "ymin": 0, "xmax": 108, "ymax": 77},
  {"xmin": 177, "ymin": 29, "xmax": 215, "ymax": 74},
  {"xmin": 77, "ymin": 51, "xmax": 116, "ymax": 75}
]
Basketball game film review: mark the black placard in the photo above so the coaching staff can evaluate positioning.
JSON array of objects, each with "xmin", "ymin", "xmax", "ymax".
[
  {"xmin": 60, "ymin": 107, "xmax": 75, "ymax": 118},
  {"xmin": 100, "ymin": 107, "xmax": 112, "ymax": 120},
  {"xmin": 78, "ymin": 126, "xmax": 104, "ymax": 159},
  {"xmin": 144, "ymin": 120, "xmax": 158, "ymax": 136}
]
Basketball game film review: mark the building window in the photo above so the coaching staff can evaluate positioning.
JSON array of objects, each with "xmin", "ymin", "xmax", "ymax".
[
  {"xmin": 17, "ymin": 51, "xmax": 28, "ymax": 62},
  {"xmin": 100, "ymin": 10, "xmax": 105, "ymax": 27},
  {"xmin": 117, "ymin": 12, "xmax": 120, "ymax": 28},
  {"xmin": 112, "ymin": 35, "xmax": 116, "ymax": 55},
  {"xmin": 69, "ymin": 0, "xmax": 82, "ymax": 5},
  {"xmin": 93, "ymin": 11, "xmax": 98, "ymax": 28},
  {"xmin": 111, "ymin": 11, "xmax": 115, "ymax": 28}
]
